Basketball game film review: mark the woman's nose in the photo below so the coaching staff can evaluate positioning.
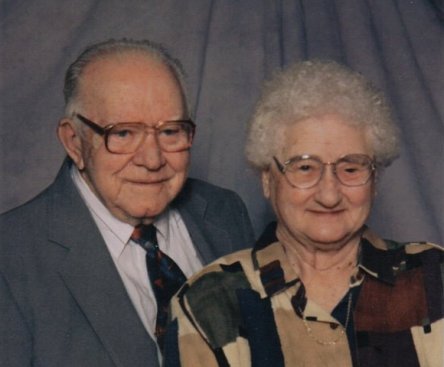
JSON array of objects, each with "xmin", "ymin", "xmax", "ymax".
[{"xmin": 314, "ymin": 166, "xmax": 342, "ymax": 207}]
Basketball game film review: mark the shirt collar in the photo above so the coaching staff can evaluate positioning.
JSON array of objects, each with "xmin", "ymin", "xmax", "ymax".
[
  {"xmin": 358, "ymin": 228, "xmax": 406, "ymax": 285},
  {"xmin": 71, "ymin": 166, "xmax": 134, "ymax": 253},
  {"xmin": 252, "ymin": 241, "xmax": 300, "ymax": 298},
  {"xmin": 251, "ymin": 226, "xmax": 404, "ymax": 299},
  {"xmin": 71, "ymin": 166, "xmax": 176, "ymax": 258},
  {"xmin": 151, "ymin": 209, "xmax": 170, "ymax": 248}
]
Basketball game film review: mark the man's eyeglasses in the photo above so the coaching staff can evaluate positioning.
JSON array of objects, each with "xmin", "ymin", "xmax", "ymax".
[
  {"xmin": 75, "ymin": 113, "xmax": 195, "ymax": 154},
  {"xmin": 273, "ymin": 154, "xmax": 375, "ymax": 189}
]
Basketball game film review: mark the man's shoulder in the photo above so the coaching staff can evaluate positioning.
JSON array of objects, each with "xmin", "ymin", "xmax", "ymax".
[
  {"xmin": 175, "ymin": 178, "xmax": 255, "ymax": 257},
  {"xmin": 0, "ymin": 186, "xmax": 53, "ymax": 261},
  {"xmin": 175, "ymin": 178, "xmax": 245, "ymax": 209},
  {"xmin": 1, "ymin": 184, "xmax": 53, "ymax": 224},
  {"xmin": 0, "ymin": 161, "xmax": 80, "ymax": 241},
  {"xmin": 1, "ymin": 160, "xmax": 72, "ymax": 220},
  {"xmin": 183, "ymin": 177, "xmax": 239, "ymax": 198}
]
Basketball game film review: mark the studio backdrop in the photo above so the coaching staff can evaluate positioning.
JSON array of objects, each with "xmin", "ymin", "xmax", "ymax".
[{"xmin": 1, "ymin": 0, "xmax": 443, "ymax": 244}]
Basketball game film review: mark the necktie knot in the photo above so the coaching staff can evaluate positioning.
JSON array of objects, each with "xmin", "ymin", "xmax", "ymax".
[{"xmin": 131, "ymin": 224, "xmax": 158, "ymax": 250}]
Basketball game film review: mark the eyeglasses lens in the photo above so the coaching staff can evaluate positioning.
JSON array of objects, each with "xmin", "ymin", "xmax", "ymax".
[
  {"xmin": 285, "ymin": 155, "xmax": 373, "ymax": 188},
  {"xmin": 106, "ymin": 122, "xmax": 193, "ymax": 154}
]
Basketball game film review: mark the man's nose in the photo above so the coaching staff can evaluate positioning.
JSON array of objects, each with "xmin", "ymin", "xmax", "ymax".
[{"xmin": 131, "ymin": 132, "xmax": 165, "ymax": 170}]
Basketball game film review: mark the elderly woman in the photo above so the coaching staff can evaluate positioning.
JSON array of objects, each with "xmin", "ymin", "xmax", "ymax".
[{"xmin": 164, "ymin": 61, "xmax": 443, "ymax": 367}]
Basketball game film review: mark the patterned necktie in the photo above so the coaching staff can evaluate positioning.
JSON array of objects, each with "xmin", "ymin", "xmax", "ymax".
[{"xmin": 131, "ymin": 224, "xmax": 186, "ymax": 351}]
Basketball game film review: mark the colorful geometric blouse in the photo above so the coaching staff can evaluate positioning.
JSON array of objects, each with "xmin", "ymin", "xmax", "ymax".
[{"xmin": 165, "ymin": 227, "xmax": 444, "ymax": 367}]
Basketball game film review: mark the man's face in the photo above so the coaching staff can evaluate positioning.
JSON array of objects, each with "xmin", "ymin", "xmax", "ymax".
[{"xmin": 71, "ymin": 53, "xmax": 190, "ymax": 225}]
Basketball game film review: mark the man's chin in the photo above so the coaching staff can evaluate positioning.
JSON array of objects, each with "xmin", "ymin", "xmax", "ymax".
[
  {"xmin": 131, "ymin": 203, "xmax": 170, "ymax": 220},
  {"xmin": 107, "ymin": 203, "xmax": 165, "ymax": 225},
  {"xmin": 112, "ymin": 185, "xmax": 183, "ymax": 223}
]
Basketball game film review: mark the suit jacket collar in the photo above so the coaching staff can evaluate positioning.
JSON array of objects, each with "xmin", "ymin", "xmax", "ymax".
[{"xmin": 47, "ymin": 159, "xmax": 158, "ymax": 366}]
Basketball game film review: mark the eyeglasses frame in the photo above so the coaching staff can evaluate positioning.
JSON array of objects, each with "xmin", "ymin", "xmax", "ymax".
[
  {"xmin": 75, "ymin": 113, "xmax": 196, "ymax": 154},
  {"xmin": 273, "ymin": 154, "xmax": 376, "ymax": 189}
]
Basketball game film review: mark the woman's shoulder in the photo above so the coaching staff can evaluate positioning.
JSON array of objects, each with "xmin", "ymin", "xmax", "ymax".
[
  {"xmin": 364, "ymin": 228, "xmax": 443, "ymax": 253},
  {"xmin": 400, "ymin": 241, "xmax": 443, "ymax": 253},
  {"xmin": 185, "ymin": 248, "xmax": 255, "ymax": 290},
  {"xmin": 170, "ymin": 249, "xmax": 256, "ymax": 343},
  {"xmin": 361, "ymin": 229, "xmax": 443, "ymax": 281}
]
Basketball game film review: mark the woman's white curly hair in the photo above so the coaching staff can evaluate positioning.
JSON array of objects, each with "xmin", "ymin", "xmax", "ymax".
[{"xmin": 245, "ymin": 60, "xmax": 400, "ymax": 170}]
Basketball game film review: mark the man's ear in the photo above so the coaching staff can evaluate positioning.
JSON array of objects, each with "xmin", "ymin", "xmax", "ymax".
[
  {"xmin": 57, "ymin": 118, "xmax": 85, "ymax": 170},
  {"xmin": 261, "ymin": 170, "xmax": 271, "ymax": 199}
]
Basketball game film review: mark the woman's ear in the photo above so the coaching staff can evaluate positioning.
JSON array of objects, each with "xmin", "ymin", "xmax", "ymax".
[
  {"xmin": 261, "ymin": 170, "xmax": 271, "ymax": 199},
  {"xmin": 371, "ymin": 169, "xmax": 379, "ymax": 198},
  {"xmin": 57, "ymin": 118, "xmax": 85, "ymax": 170}
]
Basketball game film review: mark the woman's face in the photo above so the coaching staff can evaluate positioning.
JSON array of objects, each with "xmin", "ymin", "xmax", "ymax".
[{"xmin": 262, "ymin": 114, "xmax": 375, "ymax": 252}]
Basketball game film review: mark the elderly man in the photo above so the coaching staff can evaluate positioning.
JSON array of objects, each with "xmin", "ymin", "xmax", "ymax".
[{"xmin": 0, "ymin": 39, "xmax": 254, "ymax": 367}]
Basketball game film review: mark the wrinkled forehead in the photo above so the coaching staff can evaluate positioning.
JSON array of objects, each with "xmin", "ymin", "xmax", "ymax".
[
  {"xmin": 76, "ymin": 54, "xmax": 187, "ymax": 118},
  {"xmin": 273, "ymin": 112, "xmax": 373, "ymax": 158},
  {"xmin": 79, "ymin": 53, "xmax": 178, "ymax": 94}
]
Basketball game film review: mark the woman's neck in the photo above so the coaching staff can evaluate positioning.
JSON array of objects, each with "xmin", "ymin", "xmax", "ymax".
[
  {"xmin": 286, "ymin": 239, "xmax": 359, "ymax": 273},
  {"xmin": 280, "ymin": 229, "xmax": 361, "ymax": 312}
]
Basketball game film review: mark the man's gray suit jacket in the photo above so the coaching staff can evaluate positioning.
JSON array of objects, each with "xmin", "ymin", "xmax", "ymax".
[{"xmin": 0, "ymin": 160, "xmax": 255, "ymax": 367}]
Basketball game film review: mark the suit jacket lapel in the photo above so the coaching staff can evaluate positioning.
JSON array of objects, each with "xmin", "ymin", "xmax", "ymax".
[
  {"xmin": 174, "ymin": 180, "xmax": 232, "ymax": 265},
  {"xmin": 47, "ymin": 161, "xmax": 158, "ymax": 366}
]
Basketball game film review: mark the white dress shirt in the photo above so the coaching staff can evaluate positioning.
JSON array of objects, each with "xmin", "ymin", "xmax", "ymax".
[{"xmin": 71, "ymin": 167, "xmax": 203, "ymax": 342}]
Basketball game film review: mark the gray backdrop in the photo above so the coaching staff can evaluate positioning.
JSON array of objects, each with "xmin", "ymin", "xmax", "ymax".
[{"xmin": 1, "ymin": 0, "xmax": 443, "ymax": 245}]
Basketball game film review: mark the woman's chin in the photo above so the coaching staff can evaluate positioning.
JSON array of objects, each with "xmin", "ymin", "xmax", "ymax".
[{"xmin": 304, "ymin": 231, "xmax": 355, "ymax": 251}]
